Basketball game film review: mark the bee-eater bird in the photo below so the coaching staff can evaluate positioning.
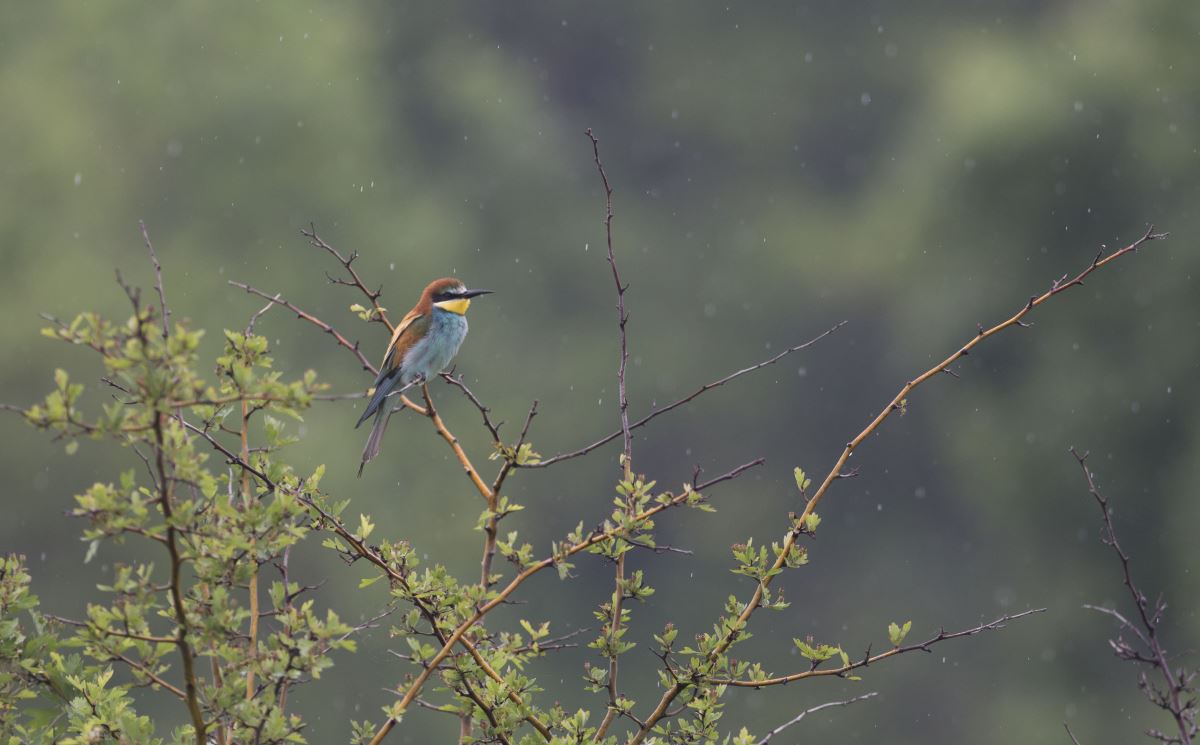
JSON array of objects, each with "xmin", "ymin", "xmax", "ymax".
[{"xmin": 356, "ymin": 278, "xmax": 492, "ymax": 475}]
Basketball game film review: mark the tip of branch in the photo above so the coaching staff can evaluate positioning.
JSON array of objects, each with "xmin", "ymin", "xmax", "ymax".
[{"xmin": 1142, "ymin": 224, "xmax": 1162, "ymax": 239}]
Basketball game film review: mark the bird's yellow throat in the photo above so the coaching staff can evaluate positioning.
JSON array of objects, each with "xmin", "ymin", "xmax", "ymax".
[{"xmin": 434, "ymin": 298, "xmax": 471, "ymax": 315}]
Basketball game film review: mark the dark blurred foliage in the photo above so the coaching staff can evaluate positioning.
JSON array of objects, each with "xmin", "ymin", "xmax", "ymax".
[{"xmin": 1, "ymin": 2, "xmax": 1197, "ymax": 742}]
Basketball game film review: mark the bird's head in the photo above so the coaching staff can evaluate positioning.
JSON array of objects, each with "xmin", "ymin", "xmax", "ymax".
[{"xmin": 424, "ymin": 277, "xmax": 493, "ymax": 315}]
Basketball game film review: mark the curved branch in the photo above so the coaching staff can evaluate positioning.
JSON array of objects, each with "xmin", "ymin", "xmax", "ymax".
[
  {"xmin": 712, "ymin": 609, "xmax": 1044, "ymax": 687},
  {"xmin": 526, "ymin": 320, "xmax": 846, "ymax": 469},
  {"xmin": 629, "ymin": 225, "xmax": 1167, "ymax": 744},
  {"xmin": 301, "ymin": 225, "xmax": 395, "ymax": 333}
]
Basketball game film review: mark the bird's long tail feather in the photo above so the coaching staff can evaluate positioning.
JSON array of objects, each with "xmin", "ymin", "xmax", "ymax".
[
  {"xmin": 358, "ymin": 406, "xmax": 390, "ymax": 477},
  {"xmin": 356, "ymin": 378, "xmax": 422, "ymax": 477}
]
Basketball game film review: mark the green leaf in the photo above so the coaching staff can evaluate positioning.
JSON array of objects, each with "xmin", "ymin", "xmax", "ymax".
[
  {"xmin": 793, "ymin": 466, "xmax": 811, "ymax": 493},
  {"xmin": 888, "ymin": 620, "xmax": 912, "ymax": 646}
]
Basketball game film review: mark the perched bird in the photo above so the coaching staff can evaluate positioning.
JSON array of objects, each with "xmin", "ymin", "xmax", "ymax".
[{"xmin": 356, "ymin": 277, "xmax": 492, "ymax": 475}]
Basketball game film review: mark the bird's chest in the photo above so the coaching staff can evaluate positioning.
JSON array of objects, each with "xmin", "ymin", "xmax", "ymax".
[{"xmin": 402, "ymin": 311, "xmax": 468, "ymax": 380}]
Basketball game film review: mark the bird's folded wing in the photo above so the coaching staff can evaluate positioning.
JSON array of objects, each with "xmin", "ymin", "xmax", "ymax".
[{"xmin": 381, "ymin": 308, "xmax": 427, "ymax": 372}]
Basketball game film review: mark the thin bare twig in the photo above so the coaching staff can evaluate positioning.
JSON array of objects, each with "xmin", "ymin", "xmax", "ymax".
[
  {"xmin": 585, "ymin": 128, "xmax": 632, "ymax": 470},
  {"xmin": 440, "ymin": 373, "xmax": 504, "ymax": 443},
  {"xmin": 757, "ymin": 692, "xmax": 878, "ymax": 744},
  {"xmin": 139, "ymin": 220, "xmax": 171, "ymax": 337},
  {"xmin": 244, "ymin": 294, "xmax": 279, "ymax": 336},
  {"xmin": 1065, "ymin": 722, "xmax": 1084, "ymax": 745},
  {"xmin": 110, "ymin": 650, "xmax": 188, "ymax": 700}
]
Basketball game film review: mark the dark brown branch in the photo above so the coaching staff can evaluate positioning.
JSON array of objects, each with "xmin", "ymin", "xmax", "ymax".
[
  {"xmin": 440, "ymin": 373, "xmax": 503, "ymax": 443},
  {"xmin": 513, "ymin": 627, "xmax": 589, "ymax": 655},
  {"xmin": 45, "ymin": 614, "xmax": 175, "ymax": 645},
  {"xmin": 584, "ymin": 128, "xmax": 632, "ymax": 470},
  {"xmin": 712, "ymin": 609, "xmax": 1045, "ymax": 687},
  {"xmin": 490, "ymin": 400, "xmax": 537, "ymax": 498},
  {"xmin": 1070, "ymin": 448, "xmax": 1196, "ymax": 744},
  {"xmin": 624, "ymin": 536, "xmax": 692, "ymax": 556},
  {"xmin": 585, "ymin": 128, "xmax": 632, "ymax": 744},
  {"xmin": 228, "ymin": 281, "xmax": 378, "ymax": 375},
  {"xmin": 153, "ymin": 413, "xmax": 206, "ymax": 743},
  {"xmin": 479, "ymin": 399, "xmax": 539, "ymax": 596},
  {"xmin": 301, "ymin": 224, "xmax": 394, "ymax": 332}
]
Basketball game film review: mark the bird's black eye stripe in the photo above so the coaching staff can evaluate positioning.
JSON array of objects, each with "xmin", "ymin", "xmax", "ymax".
[{"xmin": 433, "ymin": 290, "xmax": 464, "ymax": 302}]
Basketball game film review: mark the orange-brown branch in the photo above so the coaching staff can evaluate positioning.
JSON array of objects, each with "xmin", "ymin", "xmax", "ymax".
[
  {"xmin": 421, "ymin": 385, "xmax": 494, "ymax": 502},
  {"xmin": 628, "ymin": 225, "xmax": 1167, "ymax": 744}
]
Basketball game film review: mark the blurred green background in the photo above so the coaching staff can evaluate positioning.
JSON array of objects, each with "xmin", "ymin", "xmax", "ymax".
[{"xmin": 2, "ymin": 2, "xmax": 1197, "ymax": 743}]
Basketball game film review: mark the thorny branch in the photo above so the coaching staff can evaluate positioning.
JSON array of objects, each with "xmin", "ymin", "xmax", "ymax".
[
  {"xmin": 627, "ymin": 225, "xmax": 1168, "ymax": 744},
  {"xmin": 586, "ymin": 128, "xmax": 632, "ymax": 471},
  {"xmin": 1070, "ymin": 448, "xmax": 1197, "ymax": 745},
  {"xmin": 710, "ymin": 609, "xmax": 1045, "ymax": 687},
  {"xmin": 301, "ymin": 224, "xmax": 395, "ymax": 333}
]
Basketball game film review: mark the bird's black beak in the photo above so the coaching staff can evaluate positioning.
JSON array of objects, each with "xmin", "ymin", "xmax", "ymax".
[{"xmin": 461, "ymin": 289, "xmax": 493, "ymax": 299}]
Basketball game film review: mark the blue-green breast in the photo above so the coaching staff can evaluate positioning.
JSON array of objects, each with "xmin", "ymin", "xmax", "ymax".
[{"xmin": 400, "ymin": 308, "xmax": 468, "ymax": 383}]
